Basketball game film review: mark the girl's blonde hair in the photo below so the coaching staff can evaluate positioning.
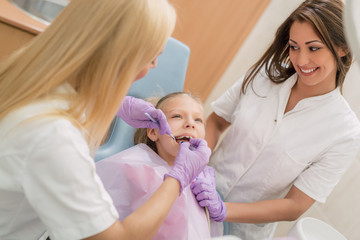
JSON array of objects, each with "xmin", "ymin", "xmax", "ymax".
[
  {"xmin": 0, "ymin": 0, "xmax": 176, "ymax": 149},
  {"xmin": 134, "ymin": 92, "xmax": 203, "ymax": 153}
]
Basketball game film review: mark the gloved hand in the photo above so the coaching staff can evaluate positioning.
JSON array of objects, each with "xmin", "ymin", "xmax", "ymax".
[
  {"xmin": 164, "ymin": 138, "xmax": 211, "ymax": 193},
  {"xmin": 117, "ymin": 96, "xmax": 171, "ymax": 135},
  {"xmin": 191, "ymin": 166, "xmax": 227, "ymax": 222}
]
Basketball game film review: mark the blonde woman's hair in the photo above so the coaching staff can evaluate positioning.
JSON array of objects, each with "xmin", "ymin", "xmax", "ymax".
[
  {"xmin": 0, "ymin": 0, "xmax": 176, "ymax": 149},
  {"xmin": 134, "ymin": 92, "xmax": 203, "ymax": 153}
]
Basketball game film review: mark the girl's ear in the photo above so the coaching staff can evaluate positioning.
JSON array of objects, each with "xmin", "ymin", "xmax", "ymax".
[{"xmin": 147, "ymin": 128, "xmax": 158, "ymax": 142}]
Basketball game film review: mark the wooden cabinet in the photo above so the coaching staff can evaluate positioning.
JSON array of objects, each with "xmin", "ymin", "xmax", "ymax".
[
  {"xmin": 0, "ymin": 0, "xmax": 45, "ymax": 61},
  {"xmin": 0, "ymin": 21, "xmax": 36, "ymax": 61},
  {"xmin": 169, "ymin": 0, "xmax": 271, "ymax": 101}
]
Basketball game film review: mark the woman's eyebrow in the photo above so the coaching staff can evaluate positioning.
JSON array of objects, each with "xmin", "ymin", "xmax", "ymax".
[
  {"xmin": 305, "ymin": 40, "xmax": 323, "ymax": 44},
  {"xmin": 289, "ymin": 39, "xmax": 323, "ymax": 44}
]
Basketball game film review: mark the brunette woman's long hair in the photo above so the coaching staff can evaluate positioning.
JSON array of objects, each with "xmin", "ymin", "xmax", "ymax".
[{"xmin": 241, "ymin": 0, "xmax": 352, "ymax": 94}]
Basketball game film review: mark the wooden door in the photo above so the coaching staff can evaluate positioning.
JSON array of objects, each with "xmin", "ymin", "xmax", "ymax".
[{"xmin": 169, "ymin": 0, "xmax": 271, "ymax": 101}]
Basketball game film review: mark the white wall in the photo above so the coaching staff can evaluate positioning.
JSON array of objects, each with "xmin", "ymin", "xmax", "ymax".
[{"xmin": 204, "ymin": 0, "xmax": 360, "ymax": 239}]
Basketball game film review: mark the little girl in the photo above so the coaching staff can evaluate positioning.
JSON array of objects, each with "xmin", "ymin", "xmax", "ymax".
[{"xmin": 96, "ymin": 92, "xmax": 211, "ymax": 240}]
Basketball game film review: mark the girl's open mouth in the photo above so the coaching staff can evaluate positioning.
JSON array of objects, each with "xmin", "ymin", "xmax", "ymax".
[{"xmin": 175, "ymin": 136, "xmax": 192, "ymax": 143}]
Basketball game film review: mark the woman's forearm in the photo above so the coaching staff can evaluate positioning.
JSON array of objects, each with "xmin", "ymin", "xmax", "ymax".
[
  {"xmin": 84, "ymin": 177, "xmax": 181, "ymax": 240},
  {"xmin": 225, "ymin": 186, "xmax": 315, "ymax": 224},
  {"xmin": 225, "ymin": 199, "xmax": 302, "ymax": 223}
]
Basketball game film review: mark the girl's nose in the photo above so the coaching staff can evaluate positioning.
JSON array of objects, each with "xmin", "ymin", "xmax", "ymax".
[{"xmin": 184, "ymin": 120, "xmax": 195, "ymax": 129}]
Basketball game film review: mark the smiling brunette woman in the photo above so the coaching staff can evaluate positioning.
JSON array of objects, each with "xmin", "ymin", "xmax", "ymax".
[{"xmin": 190, "ymin": 0, "xmax": 360, "ymax": 239}]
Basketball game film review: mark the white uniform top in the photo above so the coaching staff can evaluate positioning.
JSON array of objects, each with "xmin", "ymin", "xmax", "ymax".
[
  {"xmin": 0, "ymin": 85, "xmax": 118, "ymax": 240},
  {"xmin": 210, "ymin": 72, "xmax": 360, "ymax": 240},
  {"xmin": 96, "ymin": 143, "xmax": 211, "ymax": 240}
]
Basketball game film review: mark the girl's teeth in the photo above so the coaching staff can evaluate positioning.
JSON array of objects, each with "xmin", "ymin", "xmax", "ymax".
[{"xmin": 301, "ymin": 67, "xmax": 317, "ymax": 73}]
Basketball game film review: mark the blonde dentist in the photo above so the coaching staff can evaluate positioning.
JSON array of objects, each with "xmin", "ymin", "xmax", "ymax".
[{"xmin": 0, "ymin": 0, "xmax": 210, "ymax": 239}]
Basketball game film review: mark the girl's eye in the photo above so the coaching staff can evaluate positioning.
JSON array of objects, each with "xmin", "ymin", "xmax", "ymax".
[
  {"xmin": 195, "ymin": 118, "xmax": 203, "ymax": 123},
  {"xmin": 172, "ymin": 114, "xmax": 181, "ymax": 119}
]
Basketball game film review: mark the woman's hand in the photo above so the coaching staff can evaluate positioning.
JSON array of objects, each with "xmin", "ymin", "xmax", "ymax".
[
  {"xmin": 165, "ymin": 138, "xmax": 211, "ymax": 193},
  {"xmin": 191, "ymin": 166, "xmax": 227, "ymax": 222},
  {"xmin": 117, "ymin": 96, "xmax": 171, "ymax": 135}
]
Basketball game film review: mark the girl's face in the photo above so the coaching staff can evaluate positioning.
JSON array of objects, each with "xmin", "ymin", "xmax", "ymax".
[
  {"xmin": 289, "ymin": 21, "xmax": 344, "ymax": 95},
  {"xmin": 147, "ymin": 95, "xmax": 205, "ymax": 165}
]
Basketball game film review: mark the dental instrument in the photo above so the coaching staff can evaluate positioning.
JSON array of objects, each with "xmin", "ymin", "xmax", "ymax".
[
  {"xmin": 205, "ymin": 206, "xmax": 210, "ymax": 231},
  {"xmin": 145, "ymin": 112, "xmax": 176, "ymax": 141}
]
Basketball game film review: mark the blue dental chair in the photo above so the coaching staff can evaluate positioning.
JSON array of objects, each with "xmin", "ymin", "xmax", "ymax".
[{"xmin": 94, "ymin": 37, "xmax": 190, "ymax": 162}]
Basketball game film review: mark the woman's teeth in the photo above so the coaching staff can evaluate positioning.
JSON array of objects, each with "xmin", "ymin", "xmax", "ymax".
[{"xmin": 300, "ymin": 67, "xmax": 317, "ymax": 73}]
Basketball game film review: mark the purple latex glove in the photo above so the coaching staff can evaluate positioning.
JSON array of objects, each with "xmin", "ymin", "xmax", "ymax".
[
  {"xmin": 191, "ymin": 166, "xmax": 227, "ymax": 222},
  {"xmin": 164, "ymin": 138, "xmax": 211, "ymax": 193},
  {"xmin": 117, "ymin": 96, "xmax": 171, "ymax": 135}
]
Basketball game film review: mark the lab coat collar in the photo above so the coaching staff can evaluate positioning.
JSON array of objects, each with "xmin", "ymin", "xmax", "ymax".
[{"xmin": 284, "ymin": 73, "xmax": 341, "ymax": 101}]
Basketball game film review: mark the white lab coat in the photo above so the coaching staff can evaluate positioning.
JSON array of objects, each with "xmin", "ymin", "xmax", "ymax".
[
  {"xmin": 0, "ymin": 85, "xmax": 118, "ymax": 240},
  {"xmin": 96, "ymin": 143, "xmax": 211, "ymax": 240},
  {"xmin": 210, "ymin": 72, "xmax": 360, "ymax": 240}
]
